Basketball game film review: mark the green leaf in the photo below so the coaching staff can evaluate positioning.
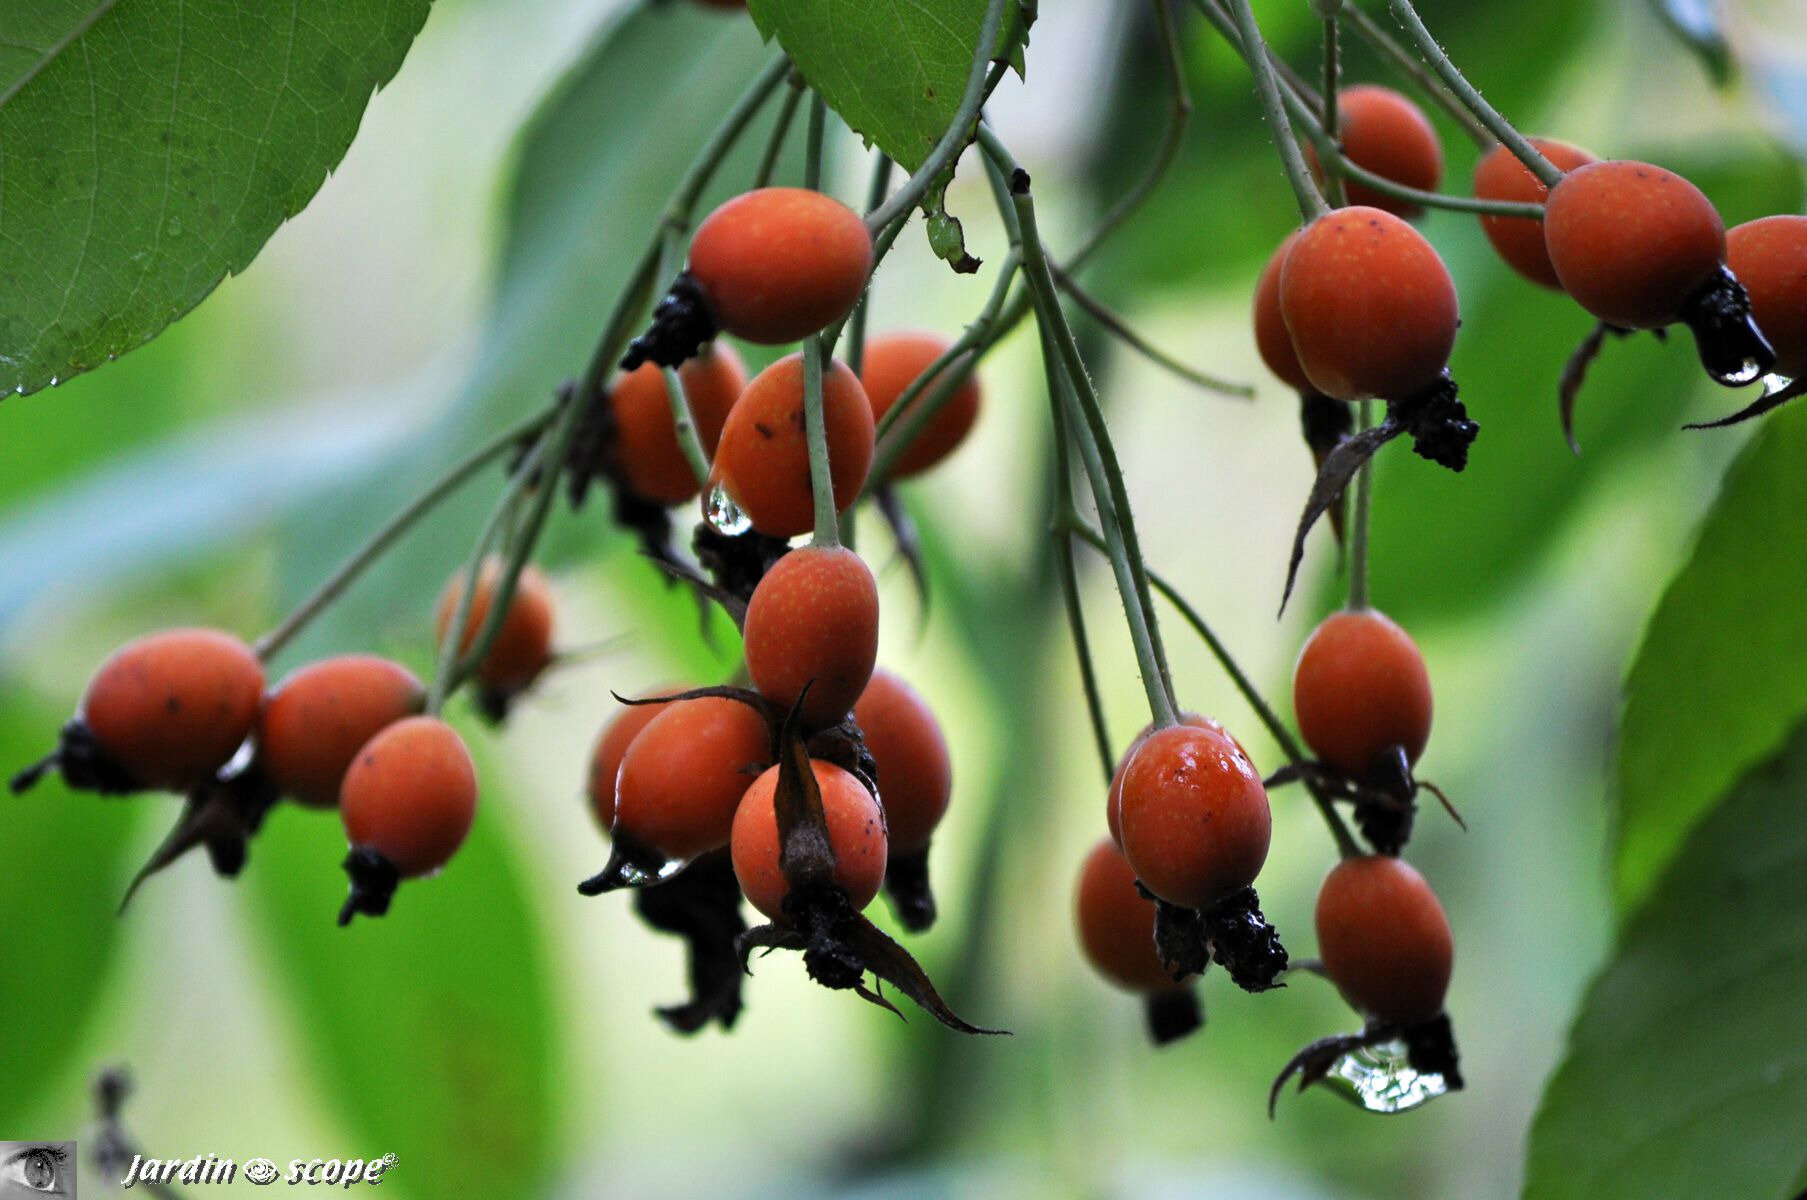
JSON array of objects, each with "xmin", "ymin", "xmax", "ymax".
[
  {"xmin": 1522, "ymin": 722, "xmax": 1807, "ymax": 1200},
  {"xmin": 0, "ymin": 0, "xmax": 433, "ymax": 395},
  {"xmin": 244, "ymin": 754, "xmax": 558, "ymax": 1200},
  {"xmin": 746, "ymin": 0, "xmax": 992, "ymax": 170},
  {"xmin": 1646, "ymin": 0, "xmax": 1734, "ymax": 86},
  {"xmin": 1615, "ymin": 403, "xmax": 1807, "ymax": 912}
]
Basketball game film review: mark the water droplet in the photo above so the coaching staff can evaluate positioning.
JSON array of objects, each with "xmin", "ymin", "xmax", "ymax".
[
  {"xmin": 610, "ymin": 854, "xmax": 688, "ymax": 889},
  {"xmin": 1320, "ymin": 1040, "xmax": 1451, "ymax": 1113},
  {"xmin": 705, "ymin": 484, "xmax": 751, "ymax": 535},
  {"xmin": 1763, "ymin": 372, "xmax": 1791, "ymax": 394},
  {"xmin": 165, "ymin": 216, "xmax": 183, "ymax": 237},
  {"xmin": 1710, "ymin": 357, "xmax": 1766, "ymax": 387}
]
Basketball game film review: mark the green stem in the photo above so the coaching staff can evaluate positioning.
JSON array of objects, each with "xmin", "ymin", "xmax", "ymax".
[
  {"xmin": 802, "ymin": 337, "xmax": 840, "ymax": 547},
  {"xmin": 1049, "ymin": 379, "xmax": 1119, "ymax": 784},
  {"xmin": 844, "ymin": 155, "xmax": 896, "ymax": 380},
  {"xmin": 1348, "ymin": 398, "xmax": 1374, "ymax": 611},
  {"xmin": 863, "ymin": 0, "xmax": 1011, "ymax": 235},
  {"xmin": 1051, "ymin": 265, "xmax": 1253, "ymax": 397},
  {"xmin": 1384, "ymin": 0, "xmax": 1561, "ymax": 185},
  {"xmin": 252, "ymin": 408, "xmax": 553, "ymax": 663},
  {"xmin": 1342, "ymin": 3, "xmax": 1493, "ymax": 149},
  {"xmin": 663, "ymin": 366, "xmax": 711, "ymax": 487},
  {"xmin": 753, "ymin": 73, "xmax": 806, "ymax": 189},
  {"xmin": 1227, "ymin": 0, "xmax": 1329, "ymax": 223},
  {"xmin": 803, "ymin": 92, "xmax": 827, "ymax": 191},
  {"xmin": 1319, "ymin": 14, "xmax": 1349, "ymax": 208}
]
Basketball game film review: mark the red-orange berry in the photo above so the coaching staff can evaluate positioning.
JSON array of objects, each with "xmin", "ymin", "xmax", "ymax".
[
  {"xmin": 1279, "ymin": 206, "xmax": 1459, "ymax": 400},
  {"xmin": 435, "ymin": 559, "xmax": 556, "ymax": 698},
  {"xmin": 852, "ymin": 669, "xmax": 950, "ymax": 855},
  {"xmin": 711, "ymin": 352, "xmax": 876, "ymax": 538},
  {"xmin": 586, "ymin": 684, "xmax": 688, "ymax": 833},
  {"xmin": 609, "ymin": 343, "xmax": 747, "ymax": 505},
  {"xmin": 1293, "ymin": 608, "xmax": 1433, "ymax": 777},
  {"xmin": 1253, "ymin": 232, "xmax": 1314, "ymax": 394},
  {"xmin": 1106, "ymin": 712, "xmax": 1233, "ymax": 848},
  {"xmin": 1543, "ymin": 160, "xmax": 1726, "ymax": 329},
  {"xmin": 744, "ymin": 545, "xmax": 879, "ymax": 731},
  {"xmin": 339, "ymin": 716, "xmax": 478, "ymax": 878},
  {"xmin": 258, "ymin": 655, "xmax": 425, "ymax": 809},
  {"xmin": 1315, "ymin": 854, "xmax": 1453, "ymax": 1024},
  {"xmin": 1117, "ymin": 723, "xmax": 1272, "ymax": 910},
  {"xmin": 1727, "ymin": 215, "xmax": 1807, "ymax": 379},
  {"xmin": 860, "ymin": 332, "xmax": 983, "ymax": 479},
  {"xmin": 1306, "ymin": 85, "xmax": 1443, "ymax": 219},
  {"xmin": 83, "ymin": 628, "xmax": 264, "ymax": 791},
  {"xmin": 1472, "ymin": 139, "xmax": 1598, "ymax": 289},
  {"xmin": 1075, "ymin": 839, "xmax": 1178, "ymax": 994},
  {"xmin": 731, "ymin": 760, "xmax": 888, "ymax": 919},
  {"xmin": 613, "ymin": 697, "xmax": 772, "ymax": 863},
  {"xmin": 688, "ymin": 188, "xmax": 873, "ymax": 344}
]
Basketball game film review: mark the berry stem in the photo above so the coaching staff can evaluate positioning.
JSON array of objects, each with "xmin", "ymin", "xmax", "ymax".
[
  {"xmin": 1340, "ymin": 3, "xmax": 1493, "ymax": 148},
  {"xmin": 1383, "ymin": 0, "xmax": 1562, "ymax": 186},
  {"xmin": 1319, "ymin": 13, "xmax": 1350, "ymax": 208},
  {"xmin": 863, "ymin": 0, "xmax": 1013, "ymax": 236},
  {"xmin": 802, "ymin": 336, "xmax": 841, "ymax": 548},
  {"xmin": 1051, "ymin": 264, "xmax": 1254, "ymax": 397},
  {"xmin": 803, "ymin": 91, "xmax": 828, "ymax": 192},
  {"xmin": 1348, "ymin": 398, "xmax": 1375, "ymax": 611},
  {"xmin": 753, "ymin": 70, "xmax": 807, "ymax": 189},
  {"xmin": 662, "ymin": 366, "xmax": 712, "ymax": 488},
  {"xmin": 1050, "ymin": 386, "xmax": 1122, "ymax": 785},
  {"xmin": 251, "ymin": 407, "xmax": 553, "ymax": 663},
  {"xmin": 844, "ymin": 153, "xmax": 896, "ymax": 381},
  {"xmin": 1226, "ymin": 0, "xmax": 1330, "ymax": 223}
]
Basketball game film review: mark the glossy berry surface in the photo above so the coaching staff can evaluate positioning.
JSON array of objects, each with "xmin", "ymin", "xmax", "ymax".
[
  {"xmin": 82, "ymin": 628, "xmax": 264, "ymax": 791},
  {"xmin": 1107, "ymin": 711, "xmax": 1233, "ymax": 848},
  {"xmin": 688, "ymin": 187, "xmax": 873, "ymax": 344},
  {"xmin": 860, "ymin": 331, "xmax": 983, "ymax": 478},
  {"xmin": 609, "ymin": 343, "xmax": 746, "ymax": 505},
  {"xmin": 1117, "ymin": 723, "xmax": 1272, "ymax": 910},
  {"xmin": 258, "ymin": 655, "xmax": 425, "ymax": 809},
  {"xmin": 585, "ymin": 684, "xmax": 688, "ymax": 832},
  {"xmin": 435, "ymin": 560, "xmax": 556, "ymax": 696},
  {"xmin": 711, "ymin": 352, "xmax": 876, "ymax": 538},
  {"xmin": 1075, "ymin": 838, "xmax": 1178, "ymax": 994},
  {"xmin": 1316, "ymin": 854, "xmax": 1453, "ymax": 1024},
  {"xmin": 731, "ymin": 759, "xmax": 888, "ymax": 919},
  {"xmin": 1279, "ymin": 206, "xmax": 1459, "ymax": 401},
  {"xmin": 1726, "ymin": 215, "xmax": 1807, "ymax": 379},
  {"xmin": 852, "ymin": 668, "xmax": 951, "ymax": 854},
  {"xmin": 339, "ymin": 716, "xmax": 478, "ymax": 878},
  {"xmin": 1293, "ymin": 607, "xmax": 1433, "ymax": 777},
  {"xmin": 1544, "ymin": 160, "xmax": 1725, "ymax": 329},
  {"xmin": 744, "ymin": 545, "xmax": 879, "ymax": 731},
  {"xmin": 1307, "ymin": 85, "xmax": 1443, "ymax": 218},
  {"xmin": 613, "ymin": 696, "xmax": 772, "ymax": 862},
  {"xmin": 1253, "ymin": 232, "xmax": 1313, "ymax": 394},
  {"xmin": 1472, "ymin": 139, "xmax": 1598, "ymax": 289}
]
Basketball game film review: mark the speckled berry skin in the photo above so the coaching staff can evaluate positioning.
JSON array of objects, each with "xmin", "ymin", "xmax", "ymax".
[
  {"xmin": 860, "ymin": 332, "xmax": 983, "ymax": 478},
  {"xmin": 1472, "ymin": 139, "xmax": 1598, "ymax": 289},
  {"xmin": 852, "ymin": 669, "xmax": 950, "ymax": 854},
  {"xmin": 1279, "ymin": 206, "xmax": 1459, "ymax": 401},
  {"xmin": 1306, "ymin": 85, "xmax": 1443, "ymax": 219},
  {"xmin": 258, "ymin": 655, "xmax": 425, "ymax": 809},
  {"xmin": 1106, "ymin": 712, "xmax": 1234, "ymax": 848},
  {"xmin": 81, "ymin": 628, "xmax": 264, "ymax": 791},
  {"xmin": 1253, "ymin": 232, "xmax": 1313, "ymax": 394},
  {"xmin": 1075, "ymin": 838, "xmax": 1178, "ymax": 994},
  {"xmin": 744, "ymin": 545, "xmax": 879, "ymax": 731},
  {"xmin": 1544, "ymin": 160, "xmax": 1725, "ymax": 329},
  {"xmin": 435, "ymin": 560, "xmax": 556, "ymax": 697},
  {"xmin": 1727, "ymin": 215, "xmax": 1807, "ymax": 379},
  {"xmin": 688, "ymin": 188, "xmax": 873, "ymax": 344},
  {"xmin": 711, "ymin": 352, "xmax": 875, "ymax": 539},
  {"xmin": 732, "ymin": 760, "xmax": 888, "ymax": 918},
  {"xmin": 609, "ymin": 344, "xmax": 746, "ymax": 505},
  {"xmin": 613, "ymin": 696, "xmax": 772, "ymax": 862},
  {"xmin": 1293, "ymin": 608, "xmax": 1432, "ymax": 777},
  {"xmin": 1316, "ymin": 854, "xmax": 1453, "ymax": 1024},
  {"xmin": 1117, "ymin": 724, "xmax": 1272, "ymax": 910},
  {"xmin": 339, "ymin": 716, "xmax": 478, "ymax": 878},
  {"xmin": 585, "ymin": 684, "xmax": 688, "ymax": 833}
]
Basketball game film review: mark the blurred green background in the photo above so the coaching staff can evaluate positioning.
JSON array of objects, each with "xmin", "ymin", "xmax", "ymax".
[{"xmin": 4, "ymin": 0, "xmax": 1806, "ymax": 1197}]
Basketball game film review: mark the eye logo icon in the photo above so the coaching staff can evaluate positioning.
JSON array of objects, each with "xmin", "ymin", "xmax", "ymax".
[{"xmin": 245, "ymin": 1157, "xmax": 280, "ymax": 1185}]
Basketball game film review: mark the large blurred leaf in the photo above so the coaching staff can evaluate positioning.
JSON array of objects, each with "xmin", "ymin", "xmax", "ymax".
[
  {"xmin": 746, "ymin": 0, "xmax": 991, "ymax": 170},
  {"xmin": 1645, "ymin": 0, "xmax": 1734, "ymax": 86},
  {"xmin": 0, "ymin": 1, "xmax": 433, "ymax": 395},
  {"xmin": 244, "ymin": 760, "xmax": 556, "ymax": 1200},
  {"xmin": 0, "ymin": 699, "xmax": 140, "ymax": 1130},
  {"xmin": 1614, "ymin": 404, "xmax": 1807, "ymax": 912},
  {"xmin": 1521, "ymin": 721, "xmax": 1807, "ymax": 1200}
]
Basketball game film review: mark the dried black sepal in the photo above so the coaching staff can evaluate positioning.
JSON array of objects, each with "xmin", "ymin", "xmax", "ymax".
[
  {"xmin": 1299, "ymin": 390, "xmax": 1354, "ymax": 547},
  {"xmin": 1680, "ymin": 264, "xmax": 1776, "ymax": 388},
  {"xmin": 633, "ymin": 854, "xmax": 747, "ymax": 1034},
  {"xmin": 881, "ymin": 848, "xmax": 937, "ymax": 933},
  {"xmin": 692, "ymin": 520, "xmax": 791, "ymax": 605},
  {"xmin": 1143, "ymin": 987, "xmax": 1205, "ymax": 1046},
  {"xmin": 338, "ymin": 847, "xmax": 401, "ymax": 926},
  {"xmin": 1558, "ymin": 321, "xmax": 1634, "ymax": 454},
  {"xmin": 1685, "ymin": 372, "xmax": 1807, "ymax": 430},
  {"xmin": 1279, "ymin": 420, "xmax": 1397, "ymax": 616},
  {"xmin": 873, "ymin": 484, "xmax": 931, "ymax": 617},
  {"xmin": 577, "ymin": 829, "xmax": 676, "ymax": 896},
  {"xmin": 11, "ymin": 719, "xmax": 146, "ymax": 797},
  {"xmin": 1264, "ymin": 750, "xmax": 1464, "ymax": 857},
  {"xmin": 1148, "ymin": 892, "xmax": 1209, "ymax": 980},
  {"xmin": 620, "ymin": 273, "xmax": 716, "ymax": 373},
  {"xmin": 118, "ymin": 766, "xmax": 281, "ymax": 912},
  {"xmin": 1269, "ymin": 1011, "xmax": 1464, "ymax": 1117},
  {"xmin": 1143, "ymin": 885, "xmax": 1287, "ymax": 992}
]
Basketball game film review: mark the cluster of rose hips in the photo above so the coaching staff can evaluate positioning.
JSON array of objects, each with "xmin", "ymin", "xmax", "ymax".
[{"xmin": 1252, "ymin": 83, "xmax": 1807, "ymax": 598}]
